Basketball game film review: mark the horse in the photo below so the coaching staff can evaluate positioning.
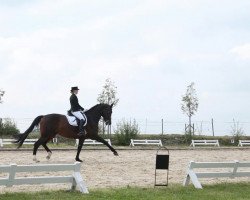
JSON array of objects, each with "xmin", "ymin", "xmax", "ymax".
[{"xmin": 14, "ymin": 103, "xmax": 118, "ymax": 162}]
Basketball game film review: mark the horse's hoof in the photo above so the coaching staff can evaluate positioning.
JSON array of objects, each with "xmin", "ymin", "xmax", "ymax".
[
  {"xmin": 33, "ymin": 156, "xmax": 40, "ymax": 163},
  {"xmin": 46, "ymin": 152, "xmax": 52, "ymax": 160},
  {"xmin": 76, "ymin": 158, "xmax": 83, "ymax": 162},
  {"xmin": 114, "ymin": 152, "xmax": 119, "ymax": 156}
]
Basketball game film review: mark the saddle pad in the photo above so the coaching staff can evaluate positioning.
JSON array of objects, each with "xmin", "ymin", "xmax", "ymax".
[
  {"xmin": 66, "ymin": 115, "xmax": 78, "ymax": 126},
  {"xmin": 66, "ymin": 112, "xmax": 88, "ymax": 127}
]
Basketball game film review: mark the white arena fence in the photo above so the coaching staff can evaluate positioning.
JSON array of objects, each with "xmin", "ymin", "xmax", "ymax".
[
  {"xmin": 0, "ymin": 139, "xmax": 38, "ymax": 147},
  {"xmin": 183, "ymin": 160, "xmax": 250, "ymax": 189},
  {"xmin": 0, "ymin": 138, "xmax": 58, "ymax": 147},
  {"xmin": 75, "ymin": 139, "xmax": 112, "ymax": 146},
  {"xmin": 130, "ymin": 139, "xmax": 163, "ymax": 147},
  {"xmin": 0, "ymin": 162, "xmax": 88, "ymax": 193},
  {"xmin": 238, "ymin": 140, "xmax": 250, "ymax": 147},
  {"xmin": 190, "ymin": 140, "xmax": 220, "ymax": 147}
]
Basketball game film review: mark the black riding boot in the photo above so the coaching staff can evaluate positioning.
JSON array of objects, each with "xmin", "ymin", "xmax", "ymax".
[{"xmin": 77, "ymin": 119, "xmax": 85, "ymax": 137}]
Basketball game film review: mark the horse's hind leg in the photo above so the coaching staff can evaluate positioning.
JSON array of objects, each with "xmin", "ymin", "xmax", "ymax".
[
  {"xmin": 42, "ymin": 141, "xmax": 52, "ymax": 160},
  {"xmin": 33, "ymin": 137, "xmax": 47, "ymax": 162}
]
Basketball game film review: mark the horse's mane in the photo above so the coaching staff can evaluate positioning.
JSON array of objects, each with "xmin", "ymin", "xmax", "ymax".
[{"xmin": 85, "ymin": 103, "xmax": 107, "ymax": 113}]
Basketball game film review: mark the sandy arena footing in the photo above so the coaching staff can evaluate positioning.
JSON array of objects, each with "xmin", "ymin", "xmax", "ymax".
[{"xmin": 0, "ymin": 148, "xmax": 250, "ymax": 193}]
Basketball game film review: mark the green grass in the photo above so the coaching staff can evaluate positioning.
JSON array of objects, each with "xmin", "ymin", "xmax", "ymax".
[{"xmin": 1, "ymin": 183, "xmax": 250, "ymax": 200}]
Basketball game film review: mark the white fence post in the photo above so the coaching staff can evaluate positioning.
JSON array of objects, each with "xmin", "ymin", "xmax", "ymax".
[
  {"xmin": 72, "ymin": 162, "xmax": 89, "ymax": 194},
  {"xmin": 231, "ymin": 160, "xmax": 239, "ymax": 179},
  {"xmin": 183, "ymin": 161, "xmax": 202, "ymax": 189},
  {"xmin": 7, "ymin": 164, "xmax": 17, "ymax": 187},
  {"xmin": 130, "ymin": 139, "xmax": 134, "ymax": 147}
]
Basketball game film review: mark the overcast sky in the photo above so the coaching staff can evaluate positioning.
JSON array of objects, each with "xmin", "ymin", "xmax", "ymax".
[{"xmin": 1, "ymin": 0, "xmax": 250, "ymax": 133}]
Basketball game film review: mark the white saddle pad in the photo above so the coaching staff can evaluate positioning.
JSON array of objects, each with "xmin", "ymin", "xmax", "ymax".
[
  {"xmin": 66, "ymin": 112, "xmax": 87, "ymax": 127},
  {"xmin": 66, "ymin": 115, "xmax": 78, "ymax": 126}
]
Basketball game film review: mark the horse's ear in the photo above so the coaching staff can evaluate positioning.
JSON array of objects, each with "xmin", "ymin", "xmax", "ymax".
[{"xmin": 110, "ymin": 103, "xmax": 114, "ymax": 108}]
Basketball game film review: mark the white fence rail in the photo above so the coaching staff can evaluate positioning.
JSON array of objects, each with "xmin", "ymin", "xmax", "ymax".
[
  {"xmin": 75, "ymin": 139, "xmax": 112, "ymax": 146},
  {"xmin": 183, "ymin": 160, "xmax": 250, "ymax": 189},
  {"xmin": 238, "ymin": 140, "xmax": 250, "ymax": 147},
  {"xmin": 0, "ymin": 139, "xmax": 38, "ymax": 147},
  {"xmin": 190, "ymin": 140, "xmax": 220, "ymax": 147},
  {"xmin": 130, "ymin": 139, "xmax": 163, "ymax": 147},
  {"xmin": 0, "ymin": 162, "xmax": 88, "ymax": 193},
  {"xmin": 0, "ymin": 138, "xmax": 59, "ymax": 147}
]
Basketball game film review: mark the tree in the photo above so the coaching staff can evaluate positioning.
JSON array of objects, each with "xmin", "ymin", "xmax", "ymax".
[
  {"xmin": 181, "ymin": 82, "xmax": 199, "ymax": 135},
  {"xmin": 97, "ymin": 78, "xmax": 119, "ymax": 106},
  {"xmin": 0, "ymin": 118, "xmax": 20, "ymax": 138},
  {"xmin": 0, "ymin": 89, "xmax": 5, "ymax": 103},
  {"xmin": 97, "ymin": 78, "xmax": 119, "ymax": 135}
]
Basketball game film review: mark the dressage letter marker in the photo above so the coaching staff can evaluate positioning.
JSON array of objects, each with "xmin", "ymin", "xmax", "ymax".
[{"xmin": 154, "ymin": 147, "xmax": 169, "ymax": 187}]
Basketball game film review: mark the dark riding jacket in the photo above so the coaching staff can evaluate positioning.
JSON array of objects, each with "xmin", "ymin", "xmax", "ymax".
[{"xmin": 70, "ymin": 94, "xmax": 84, "ymax": 112}]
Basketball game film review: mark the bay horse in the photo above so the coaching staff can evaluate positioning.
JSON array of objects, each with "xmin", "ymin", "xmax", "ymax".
[{"xmin": 14, "ymin": 103, "xmax": 118, "ymax": 162}]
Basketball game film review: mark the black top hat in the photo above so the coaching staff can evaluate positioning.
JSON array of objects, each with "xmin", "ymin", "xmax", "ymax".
[{"xmin": 71, "ymin": 86, "xmax": 80, "ymax": 91}]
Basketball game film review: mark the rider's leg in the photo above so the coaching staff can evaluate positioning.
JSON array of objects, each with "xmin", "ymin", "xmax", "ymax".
[
  {"xmin": 72, "ymin": 111, "xmax": 85, "ymax": 136},
  {"xmin": 78, "ymin": 119, "xmax": 84, "ymax": 135}
]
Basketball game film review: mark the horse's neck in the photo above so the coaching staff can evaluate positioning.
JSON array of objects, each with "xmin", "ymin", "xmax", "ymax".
[{"xmin": 86, "ymin": 105, "xmax": 102, "ymax": 123}]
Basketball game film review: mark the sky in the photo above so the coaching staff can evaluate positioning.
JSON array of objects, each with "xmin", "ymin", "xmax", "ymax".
[{"xmin": 1, "ymin": 0, "xmax": 250, "ymax": 135}]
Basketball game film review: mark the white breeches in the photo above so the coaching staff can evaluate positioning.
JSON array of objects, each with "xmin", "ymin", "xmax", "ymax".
[{"xmin": 71, "ymin": 111, "xmax": 87, "ymax": 126}]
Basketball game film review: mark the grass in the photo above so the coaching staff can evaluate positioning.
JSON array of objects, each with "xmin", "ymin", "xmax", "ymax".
[{"xmin": 1, "ymin": 183, "xmax": 250, "ymax": 200}]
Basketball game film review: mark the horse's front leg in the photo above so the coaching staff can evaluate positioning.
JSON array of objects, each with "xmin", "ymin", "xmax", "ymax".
[
  {"xmin": 75, "ymin": 137, "xmax": 84, "ymax": 162},
  {"xmin": 95, "ymin": 135, "xmax": 118, "ymax": 156}
]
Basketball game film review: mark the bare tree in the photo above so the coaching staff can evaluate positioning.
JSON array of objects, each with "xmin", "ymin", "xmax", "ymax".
[
  {"xmin": 97, "ymin": 78, "xmax": 119, "ymax": 135},
  {"xmin": 0, "ymin": 89, "xmax": 5, "ymax": 103},
  {"xmin": 181, "ymin": 82, "xmax": 199, "ymax": 135},
  {"xmin": 231, "ymin": 119, "xmax": 245, "ymax": 142}
]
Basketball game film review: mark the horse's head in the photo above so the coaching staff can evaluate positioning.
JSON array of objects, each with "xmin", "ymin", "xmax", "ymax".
[{"xmin": 100, "ymin": 103, "xmax": 113, "ymax": 125}]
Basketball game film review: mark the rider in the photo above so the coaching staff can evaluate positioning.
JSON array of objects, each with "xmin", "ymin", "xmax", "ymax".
[{"xmin": 70, "ymin": 86, "xmax": 85, "ymax": 136}]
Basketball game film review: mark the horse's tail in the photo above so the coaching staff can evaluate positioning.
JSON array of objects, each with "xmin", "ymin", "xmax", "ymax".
[{"xmin": 13, "ymin": 115, "xmax": 44, "ymax": 148}]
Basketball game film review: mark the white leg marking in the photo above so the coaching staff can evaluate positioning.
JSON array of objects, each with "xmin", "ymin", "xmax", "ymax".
[
  {"xmin": 46, "ymin": 152, "xmax": 52, "ymax": 160},
  {"xmin": 33, "ymin": 155, "xmax": 40, "ymax": 163}
]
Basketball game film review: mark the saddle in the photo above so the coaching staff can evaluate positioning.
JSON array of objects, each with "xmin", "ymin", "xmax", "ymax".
[{"xmin": 66, "ymin": 110, "xmax": 87, "ymax": 127}]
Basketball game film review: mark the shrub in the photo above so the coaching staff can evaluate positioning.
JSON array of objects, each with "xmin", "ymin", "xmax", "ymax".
[
  {"xmin": 184, "ymin": 132, "xmax": 193, "ymax": 144},
  {"xmin": 114, "ymin": 120, "xmax": 140, "ymax": 146},
  {"xmin": 0, "ymin": 118, "xmax": 20, "ymax": 138},
  {"xmin": 231, "ymin": 120, "xmax": 245, "ymax": 143}
]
